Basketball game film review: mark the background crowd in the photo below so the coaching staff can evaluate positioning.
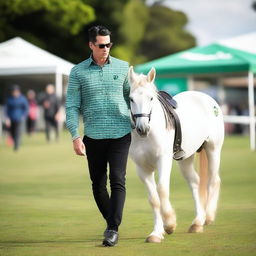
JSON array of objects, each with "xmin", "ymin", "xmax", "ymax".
[{"xmin": 3, "ymin": 84, "xmax": 61, "ymax": 151}]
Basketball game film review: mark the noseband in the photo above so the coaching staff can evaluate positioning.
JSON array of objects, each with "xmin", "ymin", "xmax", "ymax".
[{"xmin": 131, "ymin": 111, "xmax": 152, "ymax": 128}]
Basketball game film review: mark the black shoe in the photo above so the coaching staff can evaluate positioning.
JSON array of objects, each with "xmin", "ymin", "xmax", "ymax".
[
  {"xmin": 103, "ymin": 227, "xmax": 108, "ymax": 237},
  {"xmin": 102, "ymin": 230, "xmax": 119, "ymax": 247}
]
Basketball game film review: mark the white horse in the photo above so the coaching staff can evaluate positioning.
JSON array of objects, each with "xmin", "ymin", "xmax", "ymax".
[{"xmin": 128, "ymin": 67, "xmax": 224, "ymax": 243}]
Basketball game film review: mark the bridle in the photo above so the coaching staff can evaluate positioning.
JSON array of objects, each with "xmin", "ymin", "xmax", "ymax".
[{"xmin": 131, "ymin": 110, "xmax": 152, "ymax": 128}]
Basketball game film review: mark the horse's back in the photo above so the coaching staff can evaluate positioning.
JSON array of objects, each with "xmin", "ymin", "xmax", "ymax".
[{"xmin": 174, "ymin": 91, "xmax": 224, "ymax": 157}]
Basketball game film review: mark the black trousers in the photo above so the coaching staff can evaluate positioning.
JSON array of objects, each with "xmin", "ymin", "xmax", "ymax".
[
  {"xmin": 83, "ymin": 133, "xmax": 131, "ymax": 231},
  {"xmin": 26, "ymin": 118, "xmax": 36, "ymax": 134},
  {"xmin": 10, "ymin": 121, "xmax": 22, "ymax": 151},
  {"xmin": 44, "ymin": 117, "xmax": 59, "ymax": 141}
]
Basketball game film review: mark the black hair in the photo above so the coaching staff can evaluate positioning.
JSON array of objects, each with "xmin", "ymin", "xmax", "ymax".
[
  {"xmin": 11, "ymin": 84, "xmax": 20, "ymax": 91},
  {"xmin": 88, "ymin": 25, "xmax": 111, "ymax": 43}
]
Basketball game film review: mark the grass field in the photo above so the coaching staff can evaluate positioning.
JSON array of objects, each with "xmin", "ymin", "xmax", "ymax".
[{"xmin": 0, "ymin": 132, "xmax": 256, "ymax": 256}]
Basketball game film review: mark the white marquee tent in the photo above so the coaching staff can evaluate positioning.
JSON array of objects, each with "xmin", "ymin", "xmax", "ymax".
[
  {"xmin": 0, "ymin": 37, "xmax": 74, "ymax": 98},
  {"xmin": 0, "ymin": 37, "xmax": 74, "ymax": 137}
]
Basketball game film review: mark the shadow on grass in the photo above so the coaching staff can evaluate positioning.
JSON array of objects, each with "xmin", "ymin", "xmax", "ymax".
[{"xmin": 0, "ymin": 235, "xmax": 146, "ymax": 247}]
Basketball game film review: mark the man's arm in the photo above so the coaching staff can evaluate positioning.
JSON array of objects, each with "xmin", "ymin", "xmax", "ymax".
[
  {"xmin": 4, "ymin": 99, "xmax": 11, "ymax": 127},
  {"xmin": 65, "ymin": 67, "xmax": 85, "ymax": 156},
  {"xmin": 123, "ymin": 72, "xmax": 130, "ymax": 110},
  {"xmin": 22, "ymin": 96, "xmax": 29, "ymax": 119}
]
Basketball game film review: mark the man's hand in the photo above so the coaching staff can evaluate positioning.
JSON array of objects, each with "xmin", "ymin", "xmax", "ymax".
[
  {"xmin": 73, "ymin": 137, "xmax": 85, "ymax": 156},
  {"xmin": 5, "ymin": 119, "xmax": 11, "ymax": 128}
]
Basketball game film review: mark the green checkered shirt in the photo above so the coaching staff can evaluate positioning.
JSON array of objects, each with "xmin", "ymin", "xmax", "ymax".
[{"xmin": 65, "ymin": 55, "xmax": 131, "ymax": 140}]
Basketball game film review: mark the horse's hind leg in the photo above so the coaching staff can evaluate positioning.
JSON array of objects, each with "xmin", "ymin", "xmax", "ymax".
[
  {"xmin": 204, "ymin": 144, "xmax": 222, "ymax": 225},
  {"xmin": 178, "ymin": 155, "xmax": 206, "ymax": 233},
  {"xmin": 157, "ymin": 155, "xmax": 177, "ymax": 234},
  {"xmin": 136, "ymin": 166, "xmax": 165, "ymax": 242}
]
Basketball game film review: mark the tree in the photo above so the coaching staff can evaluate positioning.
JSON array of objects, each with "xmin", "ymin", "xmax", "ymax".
[
  {"xmin": 111, "ymin": 0, "xmax": 149, "ymax": 64},
  {"xmin": 0, "ymin": 0, "xmax": 196, "ymax": 64},
  {"xmin": 0, "ymin": 0, "xmax": 95, "ymax": 62},
  {"xmin": 138, "ymin": 3, "xmax": 196, "ymax": 61},
  {"xmin": 253, "ymin": 1, "xmax": 256, "ymax": 11}
]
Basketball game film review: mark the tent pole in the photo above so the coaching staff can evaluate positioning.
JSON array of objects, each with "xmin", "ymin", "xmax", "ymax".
[
  {"xmin": 55, "ymin": 68, "xmax": 63, "ymax": 99},
  {"xmin": 188, "ymin": 75, "xmax": 194, "ymax": 90},
  {"xmin": 0, "ymin": 108, "xmax": 2, "ymax": 141},
  {"xmin": 217, "ymin": 76, "xmax": 225, "ymax": 106},
  {"xmin": 248, "ymin": 71, "xmax": 255, "ymax": 151}
]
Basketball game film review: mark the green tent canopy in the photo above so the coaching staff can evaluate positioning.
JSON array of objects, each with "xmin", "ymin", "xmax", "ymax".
[
  {"xmin": 135, "ymin": 43, "xmax": 256, "ymax": 151},
  {"xmin": 135, "ymin": 43, "xmax": 256, "ymax": 75}
]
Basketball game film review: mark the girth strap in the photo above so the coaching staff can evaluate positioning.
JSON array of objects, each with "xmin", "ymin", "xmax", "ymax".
[{"xmin": 157, "ymin": 91, "xmax": 185, "ymax": 160}]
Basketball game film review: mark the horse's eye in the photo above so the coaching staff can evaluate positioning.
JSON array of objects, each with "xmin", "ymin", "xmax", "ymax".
[
  {"xmin": 150, "ymin": 97, "xmax": 153, "ymax": 101},
  {"xmin": 129, "ymin": 97, "xmax": 134, "ymax": 103}
]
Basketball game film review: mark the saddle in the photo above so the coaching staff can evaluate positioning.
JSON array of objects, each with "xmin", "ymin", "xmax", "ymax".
[{"xmin": 157, "ymin": 91, "xmax": 186, "ymax": 161}]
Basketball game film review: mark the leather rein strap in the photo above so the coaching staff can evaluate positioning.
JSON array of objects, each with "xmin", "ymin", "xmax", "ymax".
[{"xmin": 157, "ymin": 91, "xmax": 184, "ymax": 160}]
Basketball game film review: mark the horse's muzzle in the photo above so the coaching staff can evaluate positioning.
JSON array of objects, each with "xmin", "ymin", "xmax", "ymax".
[{"xmin": 136, "ymin": 125, "xmax": 150, "ymax": 137}]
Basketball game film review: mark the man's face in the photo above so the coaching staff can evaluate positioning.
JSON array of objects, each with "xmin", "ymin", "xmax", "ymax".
[
  {"xmin": 12, "ymin": 89, "xmax": 20, "ymax": 98},
  {"xmin": 46, "ymin": 85, "xmax": 54, "ymax": 94},
  {"xmin": 89, "ymin": 35, "xmax": 112, "ymax": 60}
]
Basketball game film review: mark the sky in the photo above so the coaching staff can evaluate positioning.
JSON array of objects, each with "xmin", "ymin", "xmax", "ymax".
[{"xmin": 160, "ymin": 0, "xmax": 256, "ymax": 46}]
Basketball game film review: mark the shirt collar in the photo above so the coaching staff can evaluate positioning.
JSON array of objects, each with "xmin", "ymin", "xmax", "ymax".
[{"xmin": 88, "ymin": 54, "xmax": 111, "ymax": 67}]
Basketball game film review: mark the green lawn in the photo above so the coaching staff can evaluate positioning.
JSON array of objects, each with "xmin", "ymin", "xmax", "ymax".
[{"xmin": 0, "ymin": 132, "xmax": 256, "ymax": 256}]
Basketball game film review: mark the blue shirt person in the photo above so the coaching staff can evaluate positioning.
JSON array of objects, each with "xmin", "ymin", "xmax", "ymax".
[{"xmin": 5, "ymin": 85, "xmax": 28, "ymax": 151}]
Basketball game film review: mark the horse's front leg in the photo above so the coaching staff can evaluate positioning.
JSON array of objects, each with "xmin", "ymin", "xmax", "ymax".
[
  {"xmin": 157, "ymin": 155, "xmax": 177, "ymax": 234},
  {"xmin": 136, "ymin": 166, "xmax": 165, "ymax": 243}
]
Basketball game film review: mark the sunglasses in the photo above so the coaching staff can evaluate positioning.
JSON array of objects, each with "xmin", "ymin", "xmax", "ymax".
[{"xmin": 93, "ymin": 42, "xmax": 113, "ymax": 49}]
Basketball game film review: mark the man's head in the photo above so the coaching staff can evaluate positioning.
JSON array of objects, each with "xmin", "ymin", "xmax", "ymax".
[
  {"xmin": 46, "ymin": 84, "xmax": 55, "ymax": 95},
  {"xmin": 88, "ymin": 25, "xmax": 112, "ymax": 60},
  {"xmin": 11, "ymin": 85, "xmax": 21, "ymax": 98}
]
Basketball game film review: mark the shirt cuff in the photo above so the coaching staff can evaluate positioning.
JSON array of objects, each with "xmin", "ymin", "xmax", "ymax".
[
  {"xmin": 70, "ymin": 129, "xmax": 80, "ymax": 141},
  {"xmin": 72, "ymin": 135, "xmax": 80, "ymax": 141}
]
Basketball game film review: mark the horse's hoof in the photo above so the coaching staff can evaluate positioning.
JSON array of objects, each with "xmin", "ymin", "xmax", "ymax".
[
  {"xmin": 164, "ymin": 225, "xmax": 176, "ymax": 234},
  {"xmin": 145, "ymin": 235, "xmax": 162, "ymax": 243},
  {"xmin": 205, "ymin": 214, "xmax": 215, "ymax": 225},
  {"xmin": 188, "ymin": 224, "xmax": 203, "ymax": 233},
  {"xmin": 204, "ymin": 219, "xmax": 214, "ymax": 225}
]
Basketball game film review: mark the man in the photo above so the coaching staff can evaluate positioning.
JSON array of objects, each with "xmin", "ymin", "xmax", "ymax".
[
  {"xmin": 65, "ymin": 25, "xmax": 131, "ymax": 247},
  {"xmin": 41, "ymin": 84, "xmax": 60, "ymax": 141},
  {"xmin": 5, "ymin": 85, "xmax": 28, "ymax": 151}
]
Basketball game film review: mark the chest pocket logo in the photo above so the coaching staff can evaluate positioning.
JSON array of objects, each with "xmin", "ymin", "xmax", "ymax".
[{"xmin": 113, "ymin": 75, "xmax": 118, "ymax": 80}]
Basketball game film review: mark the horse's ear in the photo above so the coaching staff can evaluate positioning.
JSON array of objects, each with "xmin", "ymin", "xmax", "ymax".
[
  {"xmin": 147, "ymin": 67, "xmax": 156, "ymax": 83},
  {"xmin": 128, "ymin": 66, "xmax": 136, "ymax": 84}
]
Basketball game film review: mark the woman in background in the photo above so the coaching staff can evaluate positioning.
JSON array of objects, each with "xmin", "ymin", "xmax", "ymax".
[{"xmin": 26, "ymin": 89, "xmax": 38, "ymax": 135}]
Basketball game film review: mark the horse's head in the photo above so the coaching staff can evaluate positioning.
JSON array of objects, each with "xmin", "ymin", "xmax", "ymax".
[{"xmin": 128, "ymin": 66, "xmax": 157, "ymax": 137}]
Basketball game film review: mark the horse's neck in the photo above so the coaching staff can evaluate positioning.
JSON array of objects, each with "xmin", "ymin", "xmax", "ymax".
[{"xmin": 144, "ymin": 98, "xmax": 174, "ymax": 152}]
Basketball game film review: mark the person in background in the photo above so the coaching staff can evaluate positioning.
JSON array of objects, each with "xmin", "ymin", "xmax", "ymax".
[
  {"xmin": 26, "ymin": 89, "xmax": 38, "ymax": 135},
  {"xmin": 41, "ymin": 84, "xmax": 60, "ymax": 142},
  {"xmin": 5, "ymin": 85, "xmax": 28, "ymax": 151}
]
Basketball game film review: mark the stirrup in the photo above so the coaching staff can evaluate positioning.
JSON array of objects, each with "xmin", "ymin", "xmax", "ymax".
[{"xmin": 173, "ymin": 149, "xmax": 186, "ymax": 161}]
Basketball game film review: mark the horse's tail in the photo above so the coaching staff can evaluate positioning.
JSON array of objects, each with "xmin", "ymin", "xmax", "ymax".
[{"xmin": 199, "ymin": 148, "xmax": 208, "ymax": 209}]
